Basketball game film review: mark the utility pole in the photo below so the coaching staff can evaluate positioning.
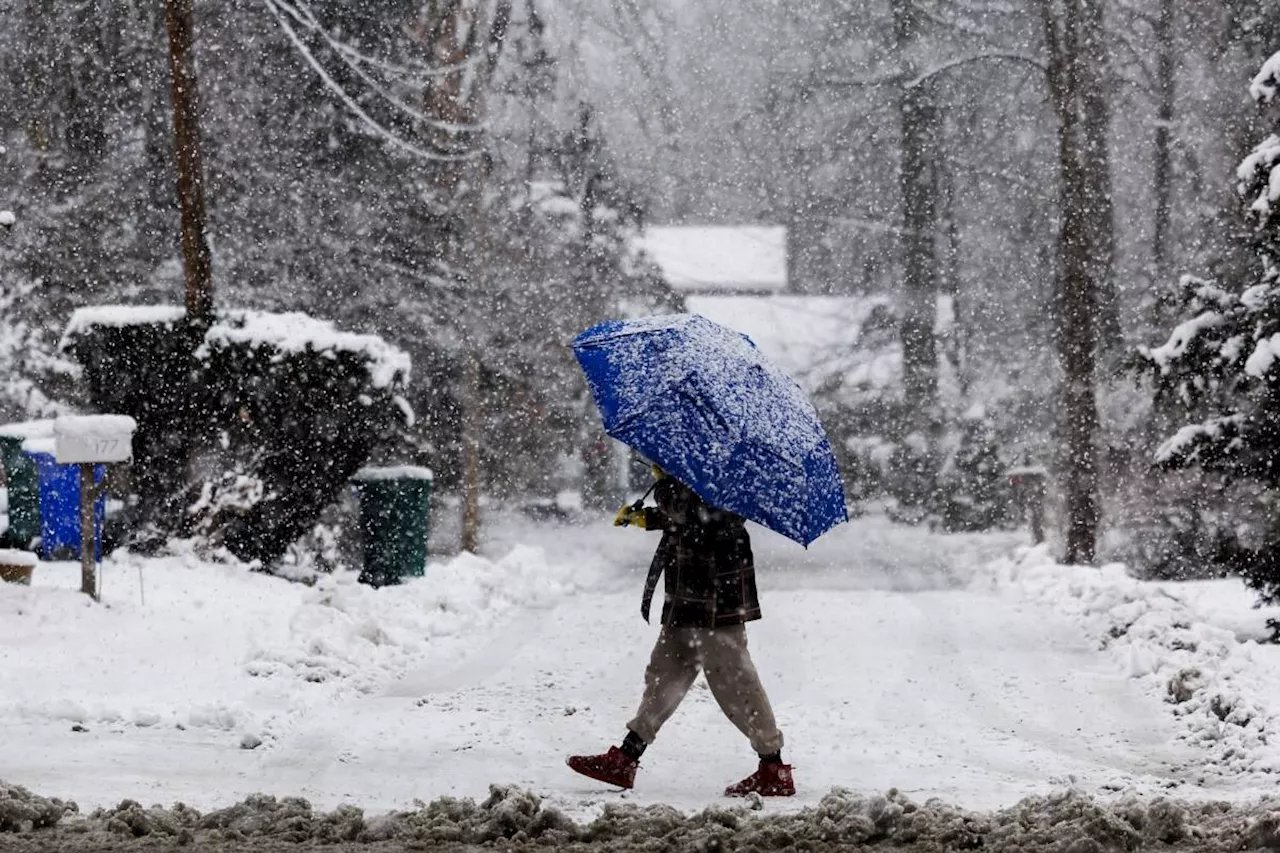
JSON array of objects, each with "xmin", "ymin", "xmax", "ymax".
[{"xmin": 163, "ymin": 0, "xmax": 213, "ymax": 324}]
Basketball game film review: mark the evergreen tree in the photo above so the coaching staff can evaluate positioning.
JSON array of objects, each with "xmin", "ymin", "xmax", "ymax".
[{"xmin": 1140, "ymin": 51, "xmax": 1280, "ymax": 597}]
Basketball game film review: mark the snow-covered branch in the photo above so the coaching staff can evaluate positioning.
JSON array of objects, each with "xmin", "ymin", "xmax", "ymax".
[
  {"xmin": 277, "ymin": 0, "xmax": 479, "ymax": 83},
  {"xmin": 905, "ymin": 52, "xmax": 1048, "ymax": 89},
  {"xmin": 1110, "ymin": 0, "xmax": 1159, "ymax": 28},
  {"xmin": 262, "ymin": 0, "xmax": 484, "ymax": 162},
  {"xmin": 1237, "ymin": 134, "xmax": 1280, "ymax": 226},
  {"xmin": 1251, "ymin": 52, "xmax": 1280, "ymax": 104}
]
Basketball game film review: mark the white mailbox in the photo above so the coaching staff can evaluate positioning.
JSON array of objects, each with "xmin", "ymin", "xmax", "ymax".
[{"xmin": 54, "ymin": 415, "xmax": 138, "ymax": 464}]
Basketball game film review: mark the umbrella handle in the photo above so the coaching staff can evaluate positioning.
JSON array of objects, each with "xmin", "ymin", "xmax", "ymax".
[{"xmin": 633, "ymin": 481, "xmax": 658, "ymax": 508}]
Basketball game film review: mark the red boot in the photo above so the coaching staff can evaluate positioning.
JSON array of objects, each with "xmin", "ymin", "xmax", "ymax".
[
  {"xmin": 725, "ymin": 761, "xmax": 795, "ymax": 797},
  {"xmin": 566, "ymin": 747, "xmax": 638, "ymax": 790}
]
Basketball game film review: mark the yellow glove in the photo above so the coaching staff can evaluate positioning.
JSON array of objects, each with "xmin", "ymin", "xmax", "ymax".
[{"xmin": 613, "ymin": 504, "xmax": 648, "ymax": 528}]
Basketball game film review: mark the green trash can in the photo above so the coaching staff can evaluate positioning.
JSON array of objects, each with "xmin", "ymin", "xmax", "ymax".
[
  {"xmin": 353, "ymin": 466, "xmax": 433, "ymax": 588},
  {"xmin": 0, "ymin": 435, "xmax": 40, "ymax": 549}
]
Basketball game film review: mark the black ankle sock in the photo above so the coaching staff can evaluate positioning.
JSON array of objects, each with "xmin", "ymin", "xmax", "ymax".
[
  {"xmin": 759, "ymin": 751, "xmax": 783, "ymax": 764},
  {"xmin": 621, "ymin": 731, "xmax": 646, "ymax": 761}
]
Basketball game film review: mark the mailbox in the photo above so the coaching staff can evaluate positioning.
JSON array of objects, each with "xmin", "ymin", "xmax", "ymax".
[{"xmin": 53, "ymin": 415, "xmax": 137, "ymax": 465}]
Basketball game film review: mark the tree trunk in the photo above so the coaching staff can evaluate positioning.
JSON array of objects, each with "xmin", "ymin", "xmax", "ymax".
[
  {"xmin": 163, "ymin": 0, "xmax": 213, "ymax": 325},
  {"xmin": 459, "ymin": 353, "xmax": 481, "ymax": 554},
  {"xmin": 1042, "ymin": 0, "xmax": 1115, "ymax": 565},
  {"xmin": 892, "ymin": 0, "xmax": 941, "ymax": 504},
  {"xmin": 413, "ymin": 0, "xmax": 512, "ymax": 551},
  {"xmin": 1152, "ymin": 0, "xmax": 1175, "ymax": 281}
]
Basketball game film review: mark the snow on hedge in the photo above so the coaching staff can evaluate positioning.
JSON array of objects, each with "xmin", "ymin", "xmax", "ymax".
[
  {"xmin": 984, "ymin": 548, "xmax": 1280, "ymax": 780},
  {"xmin": 62, "ymin": 305, "xmax": 411, "ymax": 390},
  {"xmin": 61, "ymin": 305, "xmax": 186, "ymax": 345},
  {"xmin": 200, "ymin": 310, "xmax": 410, "ymax": 390}
]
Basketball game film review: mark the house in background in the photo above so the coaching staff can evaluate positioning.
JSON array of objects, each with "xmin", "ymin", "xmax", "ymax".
[
  {"xmin": 621, "ymin": 223, "xmax": 904, "ymax": 499},
  {"xmin": 634, "ymin": 225, "xmax": 788, "ymax": 296}
]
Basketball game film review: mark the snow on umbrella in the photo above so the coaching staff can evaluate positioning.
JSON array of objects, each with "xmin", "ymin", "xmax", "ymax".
[{"xmin": 571, "ymin": 313, "xmax": 848, "ymax": 546}]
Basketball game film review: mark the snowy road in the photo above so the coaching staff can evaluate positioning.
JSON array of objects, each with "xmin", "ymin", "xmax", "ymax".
[
  {"xmin": 250, "ymin": 587, "xmax": 1189, "ymax": 813},
  {"xmin": 0, "ymin": 517, "xmax": 1213, "ymax": 818}
]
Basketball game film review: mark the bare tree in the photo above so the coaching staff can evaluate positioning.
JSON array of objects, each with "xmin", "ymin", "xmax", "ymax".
[
  {"xmin": 1152, "ymin": 0, "xmax": 1177, "ymax": 280},
  {"xmin": 1040, "ymin": 0, "xmax": 1115, "ymax": 564},
  {"xmin": 892, "ymin": 0, "xmax": 942, "ymax": 501},
  {"xmin": 410, "ymin": 0, "xmax": 513, "ymax": 553}
]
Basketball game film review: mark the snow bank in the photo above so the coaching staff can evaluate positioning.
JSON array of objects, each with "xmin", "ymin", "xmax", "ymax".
[
  {"xmin": 0, "ymin": 780, "xmax": 76, "ymax": 833},
  {"xmin": 0, "ymin": 546, "xmax": 582, "ymax": 737},
  {"xmin": 245, "ymin": 546, "xmax": 579, "ymax": 692},
  {"xmin": 982, "ymin": 548, "xmax": 1280, "ymax": 780},
  {"xmin": 199, "ymin": 310, "xmax": 410, "ymax": 390},
  {"xmin": 16, "ymin": 779, "xmax": 1280, "ymax": 852}
]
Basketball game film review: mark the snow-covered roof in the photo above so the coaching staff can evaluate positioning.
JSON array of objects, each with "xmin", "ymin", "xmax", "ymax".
[
  {"xmin": 685, "ymin": 295, "xmax": 898, "ymax": 392},
  {"xmin": 635, "ymin": 225, "xmax": 787, "ymax": 294}
]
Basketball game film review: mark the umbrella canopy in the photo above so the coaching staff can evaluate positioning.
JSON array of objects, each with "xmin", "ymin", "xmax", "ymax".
[{"xmin": 572, "ymin": 313, "xmax": 847, "ymax": 546}]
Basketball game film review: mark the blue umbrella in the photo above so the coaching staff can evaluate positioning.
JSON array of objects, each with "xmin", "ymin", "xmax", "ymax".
[{"xmin": 571, "ymin": 313, "xmax": 847, "ymax": 546}]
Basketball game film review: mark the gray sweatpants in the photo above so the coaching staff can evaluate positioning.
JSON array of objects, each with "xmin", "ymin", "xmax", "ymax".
[{"xmin": 626, "ymin": 624, "xmax": 785, "ymax": 755}]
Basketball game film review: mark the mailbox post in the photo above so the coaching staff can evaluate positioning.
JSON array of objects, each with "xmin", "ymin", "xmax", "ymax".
[
  {"xmin": 1007, "ymin": 463, "xmax": 1048, "ymax": 545},
  {"xmin": 53, "ymin": 416, "xmax": 137, "ymax": 601}
]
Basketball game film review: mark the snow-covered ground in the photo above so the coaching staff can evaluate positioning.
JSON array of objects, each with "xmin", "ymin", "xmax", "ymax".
[{"xmin": 3, "ymin": 514, "xmax": 1279, "ymax": 821}]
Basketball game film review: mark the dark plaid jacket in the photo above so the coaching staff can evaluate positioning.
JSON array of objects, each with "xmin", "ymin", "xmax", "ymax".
[{"xmin": 640, "ymin": 478, "xmax": 761, "ymax": 628}]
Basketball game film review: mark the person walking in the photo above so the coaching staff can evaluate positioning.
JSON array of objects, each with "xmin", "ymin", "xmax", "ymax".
[{"xmin": 566, "ymin": 466, "xmax": 794, "ymax": 797}]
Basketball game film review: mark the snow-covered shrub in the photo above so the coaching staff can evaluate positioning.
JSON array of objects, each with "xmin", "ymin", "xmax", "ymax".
[
  {"xmin": 933, "ymin": 410, "xmax": 1016, "ymax": 532},
  {"xmin": 1138, "ymin": 52, "xmax": 1280, "ymax": 591},
  {"xmin": 62, "ymin": 307, "xmax": 411, "ymax": 567}
]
